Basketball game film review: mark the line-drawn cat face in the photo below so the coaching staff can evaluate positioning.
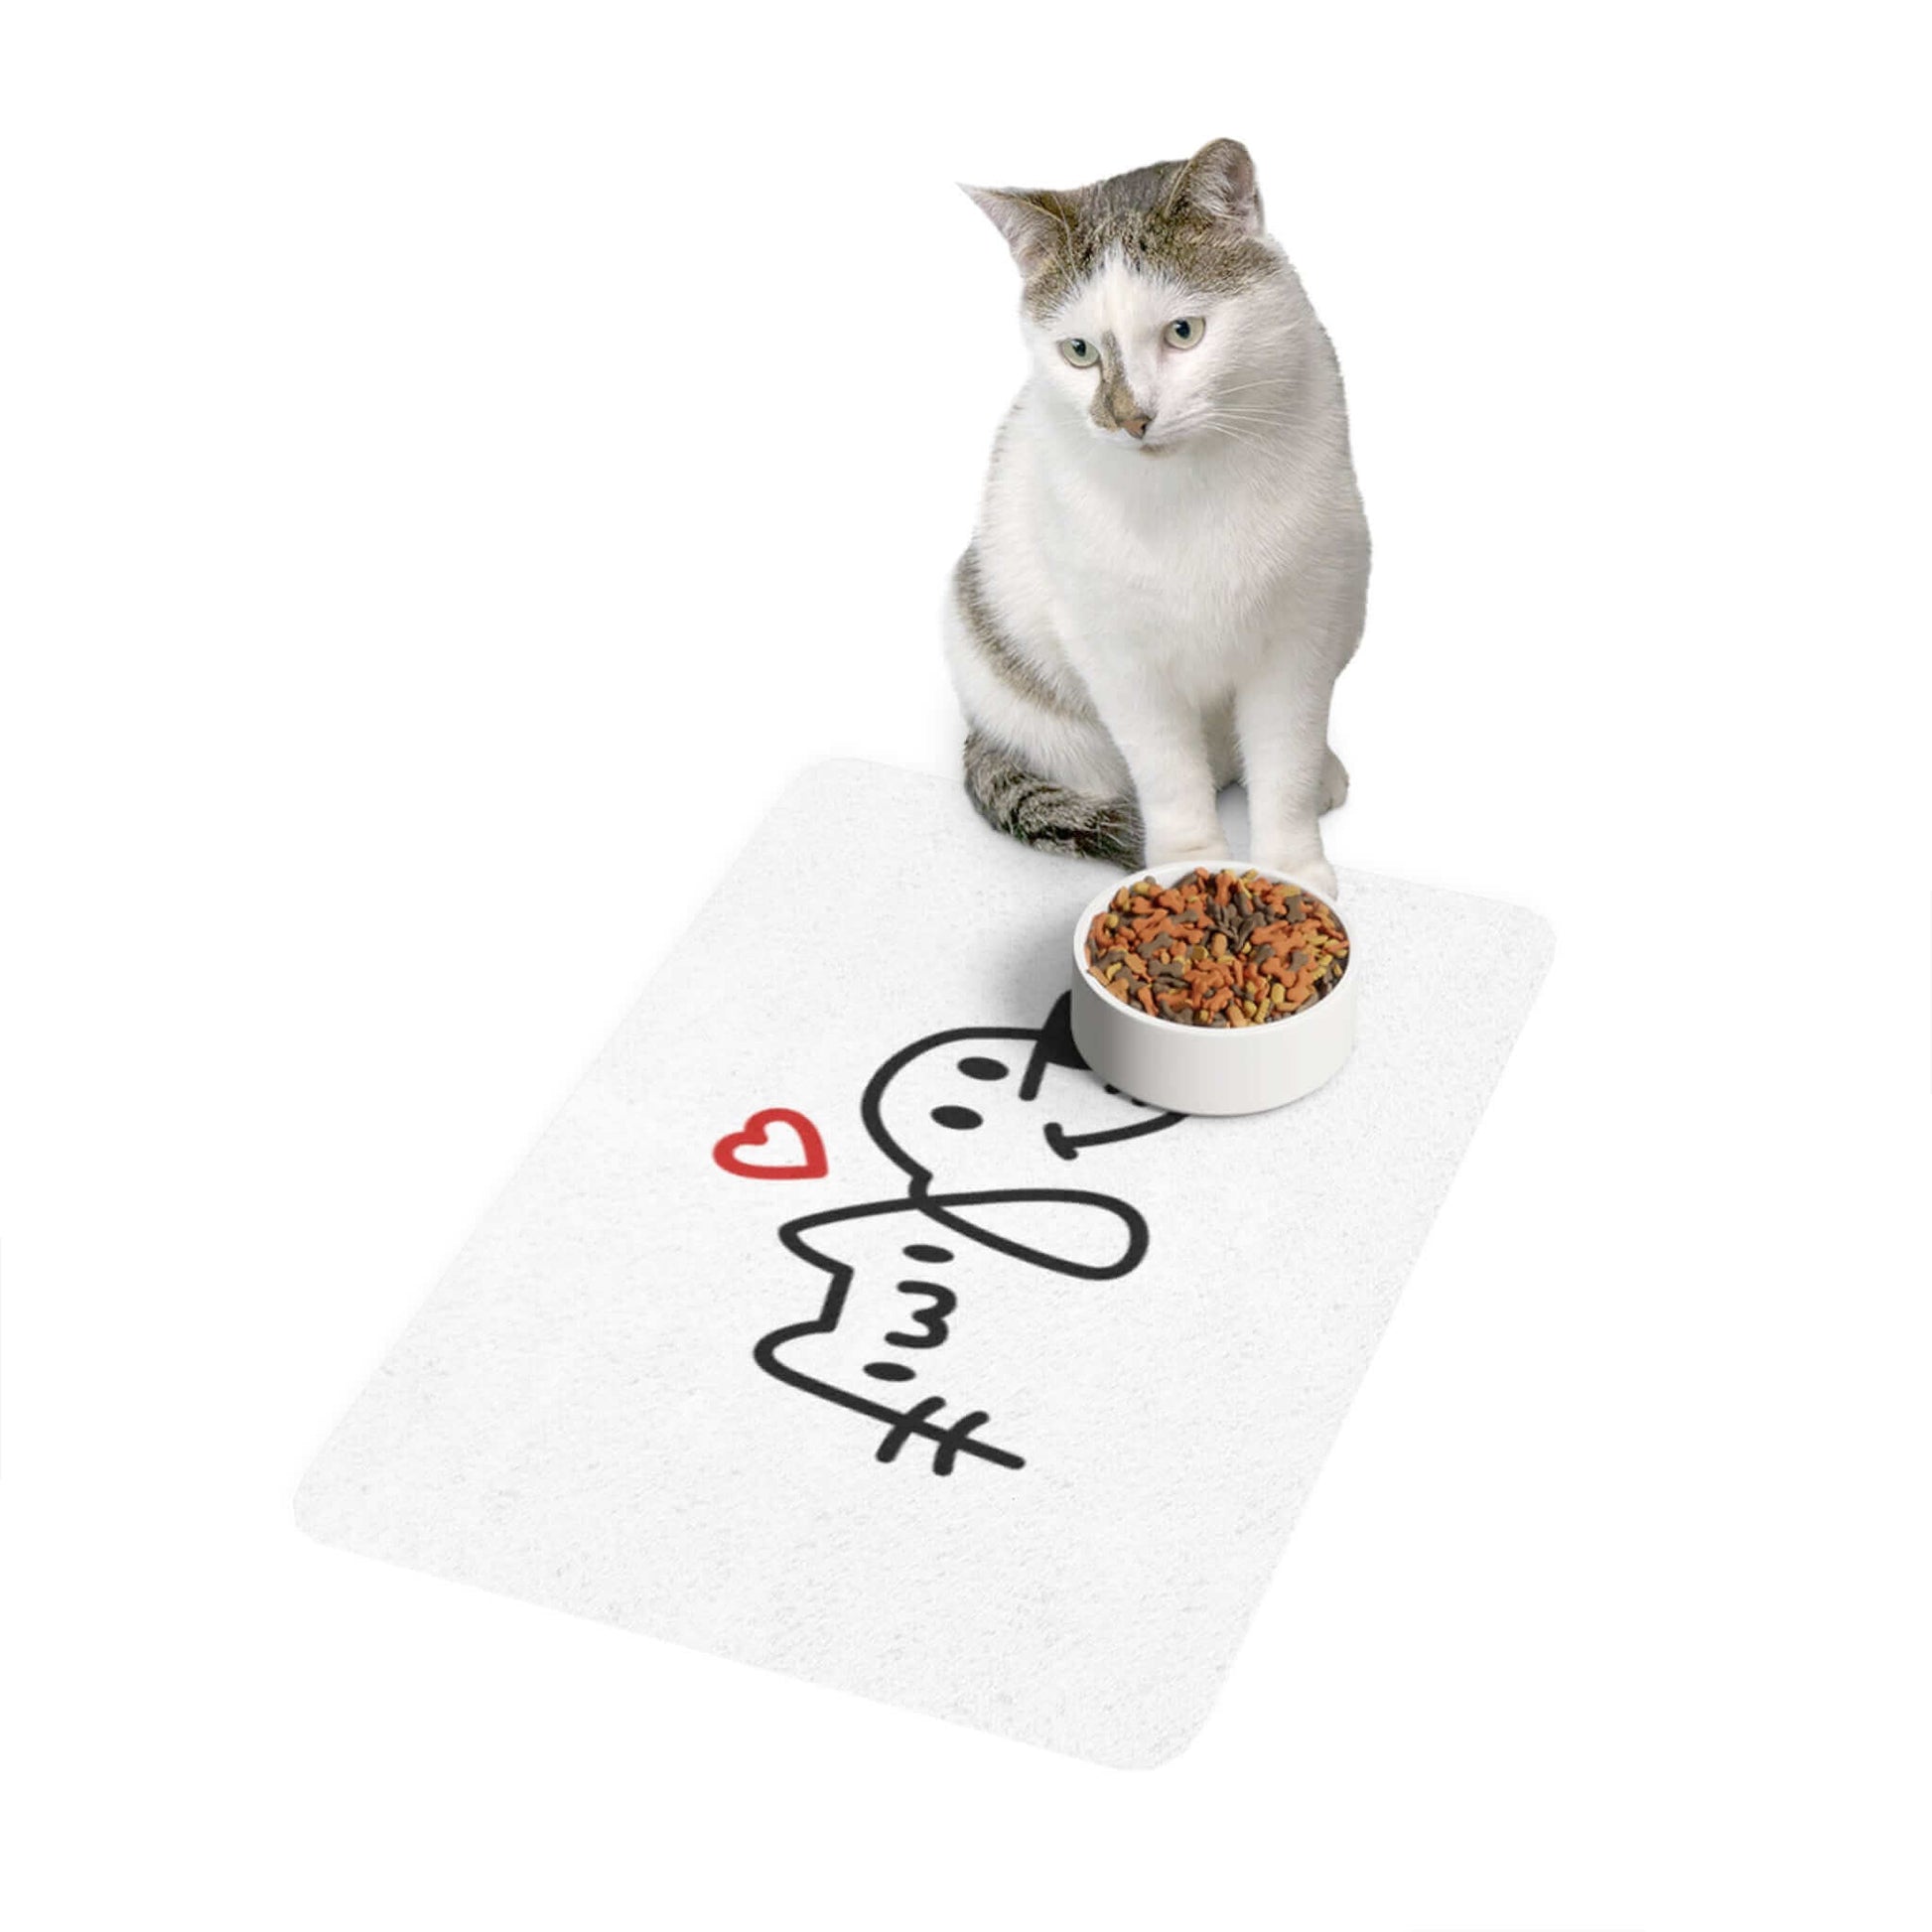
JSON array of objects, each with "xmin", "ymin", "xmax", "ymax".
[
  {"xmin": 862, "ymin": 993, "xmax": 1179, "ymax": 1196},
  {"xmin": 964, "ymin": 138, "xmax": 1291, "ymax": 457},
  {"xmin": 755, "ymin": 993, "xmax": 1182, "ymax": 1475}
]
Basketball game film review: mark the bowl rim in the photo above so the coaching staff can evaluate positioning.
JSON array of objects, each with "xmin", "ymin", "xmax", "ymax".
[{"xmin": 1070, "ymin": 858, "xmax": 1353, "ymax": 1039}]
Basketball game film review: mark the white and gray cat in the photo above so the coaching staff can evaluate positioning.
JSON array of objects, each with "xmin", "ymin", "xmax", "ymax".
[{"xmin": 948, "ymin": 139, "xmax": 1368, "ymax": 897}]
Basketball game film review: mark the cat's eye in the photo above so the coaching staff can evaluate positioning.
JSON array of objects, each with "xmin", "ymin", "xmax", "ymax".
[
  {"xmin": 1059, "ymin": 337, "xmax": 1099, "ymax": 368},
  {"xmin": 1164, "ymin": 316, "xmax": 1206, "ymax": 350}
]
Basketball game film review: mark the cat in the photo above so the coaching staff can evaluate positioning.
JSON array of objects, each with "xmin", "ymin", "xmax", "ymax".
[{"xmin": 946, "ymin": 138, "xmax": 1369, "ymax": 898}]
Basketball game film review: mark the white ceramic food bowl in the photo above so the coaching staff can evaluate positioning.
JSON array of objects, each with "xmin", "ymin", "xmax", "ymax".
[{"xmin": 1068, "ymin": 861, "xmax": 1358, "ymax": 1116}]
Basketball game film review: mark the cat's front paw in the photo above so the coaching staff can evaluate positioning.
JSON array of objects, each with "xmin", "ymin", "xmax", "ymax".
[
  {"xmin": 1140, "ymin": 833, "xmax": 1230, "ymax": 873},
  {"xmin": 1258, "ymin": 849, "xmax": 1338, "ymax": 899}
]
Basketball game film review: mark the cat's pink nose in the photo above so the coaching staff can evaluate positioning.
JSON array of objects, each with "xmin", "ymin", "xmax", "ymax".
[{"xmin": 1122, "ymin": 413, "xmax": 1152, "ymax": 440}]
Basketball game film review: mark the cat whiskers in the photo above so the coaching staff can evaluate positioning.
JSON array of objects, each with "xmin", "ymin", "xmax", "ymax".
[
  {"xmin": 1193, "ymin": 419, "xmax": 1278, "ymax": 456},
  {"xmin": 1151, "ymin": 396, "xmax": 1301, "ymax": 455},
  {"xmin": 1209, "ymin": 403, "xmax": 1305, "ymax": 425}
]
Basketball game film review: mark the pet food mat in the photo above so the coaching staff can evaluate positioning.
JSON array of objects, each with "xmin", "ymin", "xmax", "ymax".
[{"xmin": 296, "ymin": 759, "xmax": 1552, "ymax": 1766}]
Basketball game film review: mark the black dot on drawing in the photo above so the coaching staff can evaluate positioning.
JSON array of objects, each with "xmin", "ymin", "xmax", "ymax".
[
  {"xmin": 931, "ymin": 1105, "xmax": 982, "ymax": 1130},
  {"xmin": 864, "ymin": 1361, "xmax": 916, "ymax": 1382},
  {"xmin": 957, "ymin": 1056, "xmax": 1009, "ymax": 1081},
  {"xmin": 903, "ymin": 1244, "xmax": 952, "ymax": 1264}
]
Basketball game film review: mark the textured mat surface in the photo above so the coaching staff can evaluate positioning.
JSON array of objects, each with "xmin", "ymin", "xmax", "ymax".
[{"xmin": 297, "ymin": 759, "xmax": 1552, "ymax": 1766}]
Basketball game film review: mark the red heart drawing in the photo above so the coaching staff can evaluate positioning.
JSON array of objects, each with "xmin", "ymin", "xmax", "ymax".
[{"xmin": 711, "ymin": 1108, "xmax": 828, "ymax": 1180}]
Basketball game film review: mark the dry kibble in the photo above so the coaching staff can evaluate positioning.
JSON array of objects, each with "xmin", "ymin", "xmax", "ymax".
[{"xmin": 1085, "ymin": 868, "xmax": 1348, "ymax": 1029}]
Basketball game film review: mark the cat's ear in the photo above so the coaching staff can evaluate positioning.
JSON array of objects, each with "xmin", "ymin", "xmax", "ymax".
[
  {"xmin": 1163, "ymin": 138, "xmax": 1264, "ymax": 237},
  {"xmin": 961, "ymin": 185, "xmax": 1069, "ymax": 277}
]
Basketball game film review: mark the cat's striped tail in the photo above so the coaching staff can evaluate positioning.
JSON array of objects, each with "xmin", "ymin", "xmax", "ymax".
[{"xmin": 961, "ymin": 729, "xmax": 1144, "ymax": 867}]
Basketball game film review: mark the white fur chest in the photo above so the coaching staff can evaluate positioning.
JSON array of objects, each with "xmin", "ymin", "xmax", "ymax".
[{"xmin": 986, "ymin": 388, "xmax": 1355, "ymax": 683}]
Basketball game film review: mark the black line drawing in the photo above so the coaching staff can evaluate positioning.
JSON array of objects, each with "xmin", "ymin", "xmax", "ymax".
[{"xmin": 752, "ymin": 992, "xmax": 1185, "ymax": 1474}]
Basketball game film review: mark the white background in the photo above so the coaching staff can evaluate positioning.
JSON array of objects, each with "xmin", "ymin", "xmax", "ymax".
[{"xmin": 2, "ymin": 3, "xmax": 1926, "ymax": 1927}]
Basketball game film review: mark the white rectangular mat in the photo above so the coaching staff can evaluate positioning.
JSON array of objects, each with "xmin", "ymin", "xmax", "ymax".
[{"xmin": 297, "ymin": 759, "xmax": 1552, "ymax": 1766}]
